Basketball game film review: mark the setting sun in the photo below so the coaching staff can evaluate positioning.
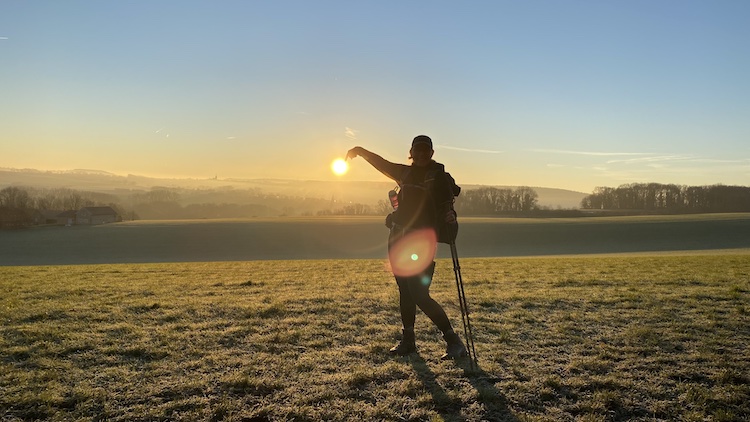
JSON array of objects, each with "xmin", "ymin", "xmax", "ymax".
[{"xmin": 331, "ymin": 158, "xmax": 349, "ymax": 176}]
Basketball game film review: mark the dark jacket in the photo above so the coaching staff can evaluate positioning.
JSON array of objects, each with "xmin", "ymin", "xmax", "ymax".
[{"xmin": 368, "ymin": 158, "xmax": 460, "ymax": 231}]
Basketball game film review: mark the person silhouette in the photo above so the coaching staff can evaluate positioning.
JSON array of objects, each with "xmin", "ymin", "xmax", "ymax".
[{"xmin": 347, "ymin": 135, "xmax": 467, "ymax": 359}]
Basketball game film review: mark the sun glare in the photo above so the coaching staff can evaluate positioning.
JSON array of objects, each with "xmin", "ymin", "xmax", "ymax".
[
  {"xmin": 331, "ymin": 158, "xmax": 349, "ymax": 176},
  {"xmin": 389, "ymin": 228, "xmax": 437, "ymax": 277}
]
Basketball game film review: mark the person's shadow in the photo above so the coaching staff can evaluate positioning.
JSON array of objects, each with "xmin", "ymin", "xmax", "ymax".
[{"xmin": 408, "ymin": 353, "xmax": 518, "ymax": 422}]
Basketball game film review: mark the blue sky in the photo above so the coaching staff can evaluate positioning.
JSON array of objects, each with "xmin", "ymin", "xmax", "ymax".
[{"xmin": 1, "ymin": 1, "xmax": 749, "ymax": 192}]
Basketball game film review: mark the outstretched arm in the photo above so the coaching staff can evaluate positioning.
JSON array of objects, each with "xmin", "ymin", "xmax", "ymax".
[{"xmin": 346, "ymin": 146, "xmax": 405, "ymax": 182}]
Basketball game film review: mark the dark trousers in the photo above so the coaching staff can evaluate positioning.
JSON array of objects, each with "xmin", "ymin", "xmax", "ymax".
[{"xmin": 389, "ymin": 228, "xmax": 453, "ymax": 333}]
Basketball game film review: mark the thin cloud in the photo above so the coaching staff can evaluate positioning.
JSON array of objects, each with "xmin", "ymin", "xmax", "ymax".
[
  {"xmin": 591, "ymin": 156, "xmax": 750, "ymax": 183},
  {"xmin": 0, "ymin": 37, "xmax": 9, "ymax": 40},
  {"xmin": 154, "ymin": 127, "xmax": 170, "ymax": 138},
  {"xmin": 606, "ymin": 155, "xmax": 691, "ymax": 165},
  {"xmin": 531, "ymin": 148, "xmax": 651, "ymax": 157},
  {"xmin": 344, "ymin": 127, "xmax": 358, "ymax": 140},
  {"xmin": 683, "ymin": 157, "xmax": 750, "ymax": 164},
  {"xmin": 437, "ymin": 145, "xmax": 503, "ymax": 154}
]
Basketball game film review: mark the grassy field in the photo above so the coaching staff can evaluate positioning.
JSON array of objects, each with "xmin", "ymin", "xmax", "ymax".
[{"xmin": 1, "ymin": 255, "xmax": 749, "ymax": 421}]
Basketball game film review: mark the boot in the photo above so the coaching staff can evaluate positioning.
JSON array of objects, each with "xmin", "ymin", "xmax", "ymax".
[
  {"xmin": 441, "ymin": 330, "xmax": 467, "ymax": 360},
  {"xmin": 389, "ymin": 329, "xmax": 416, "ymax": 356}
]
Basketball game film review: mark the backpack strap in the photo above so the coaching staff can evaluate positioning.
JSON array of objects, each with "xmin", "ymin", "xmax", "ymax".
[
  {"xmin": 425, "ymin": 164, "xmax": 457, "ymax": 206},
  {"xmin": 398, "ymin": 167, "xmax": 411, "ymax": 188},
  {"xmin": 425, "ymin": 164, "xmax": 460, "ymax": 244}
]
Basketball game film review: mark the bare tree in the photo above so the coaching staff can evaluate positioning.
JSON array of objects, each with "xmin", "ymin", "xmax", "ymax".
[
  {"xmin": 0, "ymin": 187, "xmax": 32, "ymax": 209},
  {"xmin": 376, "ymin": 199, "xmax": 393, "ymax": 215},
  {"xmin": 515, "ymin": 187, "xmax": 539, "ymax": 212}
]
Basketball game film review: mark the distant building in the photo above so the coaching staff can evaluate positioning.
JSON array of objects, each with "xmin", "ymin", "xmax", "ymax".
[
  {"xmin": 32, "ymin": 210, "xmax": 63, "ymax": 225},
  {"xmin": 57, "ymin": 210, "xmax": 78, "ymax": 226},
  {"xmin": 76, "ymin": 206, "xmax": 120, "ymax": 225}
]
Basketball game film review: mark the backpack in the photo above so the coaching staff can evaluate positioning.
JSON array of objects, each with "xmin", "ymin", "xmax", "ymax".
[{"xmin": 389, "ymin": 163, "xmax": 460, "ymax": 244}]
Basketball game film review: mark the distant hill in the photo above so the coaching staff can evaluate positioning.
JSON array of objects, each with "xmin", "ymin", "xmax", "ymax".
[{"xmin": 0, "ymin": 167, "xmax": 588, "ymax": 209}]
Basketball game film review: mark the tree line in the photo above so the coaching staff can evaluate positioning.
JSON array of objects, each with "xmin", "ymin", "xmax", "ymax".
[
  {"xmin": 0, "ymin": 186, "xmax": 120, "ymax": 211},
  {"xmin": 453, "ymin": 186, "xmax": 539, "ymax": 215},
  {"xmin": 0, "ymin": 186, "xmax": 125, "ymax": 228},
  {"xmin": 0, "ymin": 185, "xmax": 317, "ymax": 225},
  {"xmin": 6, "ymin": 181, "xmax": 749, "ymax": 227},
  {"xmin": 0, "ymin": 185, "xmax": 359, "ymax": 225},
  {"xmin": 317, "ymin": 186, "xmax": 542, "ymax": 216},
  {"xmin": 1, "ymin": 184, "xmax": 544, "ymax": 227},
  {"xmin": 580, "ymin": 183, "xmax": 750, "ymax": 212}
]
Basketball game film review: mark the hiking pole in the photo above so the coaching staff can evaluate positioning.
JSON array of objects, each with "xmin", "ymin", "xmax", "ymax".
[{"xmin": 450, "ymin": 241, "xmax": 478, "ymax": 370}]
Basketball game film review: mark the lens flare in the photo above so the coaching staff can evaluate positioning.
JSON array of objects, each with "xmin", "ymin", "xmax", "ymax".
[
  {"xmin": 389, "ymin": 228, "xmax": 437, "ymax": 277},
  {"xmin": 331, "ymin": 158, "xmax": 348, "ymax": 175}
]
